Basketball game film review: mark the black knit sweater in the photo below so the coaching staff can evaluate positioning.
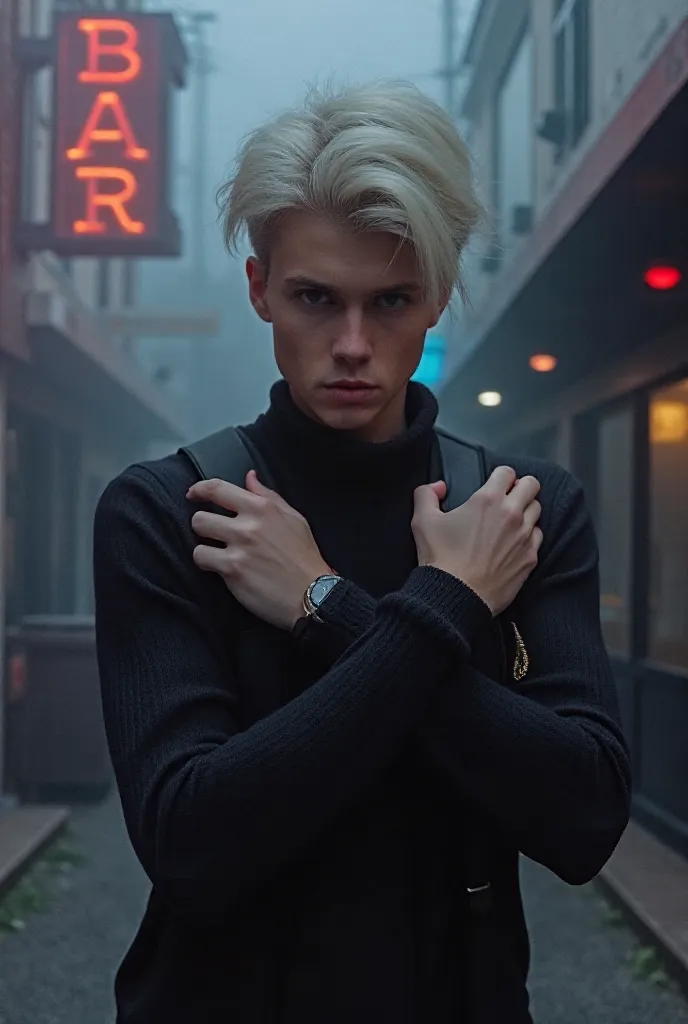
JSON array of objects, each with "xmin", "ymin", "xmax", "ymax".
[{"xmin": 93, "ymin": 381, "xmax": 631, "ymax": 1024}]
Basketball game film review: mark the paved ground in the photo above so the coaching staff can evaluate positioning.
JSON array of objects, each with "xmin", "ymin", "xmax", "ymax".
[{"xmin": 1, "ymin": 793, "xmax": 687, "ymax": 1023}]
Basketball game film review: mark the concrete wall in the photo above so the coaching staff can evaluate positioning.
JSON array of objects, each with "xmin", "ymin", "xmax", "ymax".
[
  {"xmin": 534, "ymin": 0, "xmax": 688, "ymax": 219},
  {"xmin": 463, "ymin": 0, "xmax": 688, "ymax": 290},
  {"xmin": 445, "ymin": 0, "xmax": 688, "ymax": 422},
  {"xmin": 74, "ymin": 436, "xmax": 136, "ymax": 615},
  {"xmin": 18, "ymin": 0, "xmax": 141, "ymax": 322},
  {"xmin": 9, "ymin": 0, "xmax": 166, "ymax": 623}
]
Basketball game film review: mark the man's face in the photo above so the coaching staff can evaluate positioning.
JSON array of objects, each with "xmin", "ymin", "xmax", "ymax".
[{"xmin": 246, "ymin": 210, "xmax": 445, "ymax": 442}]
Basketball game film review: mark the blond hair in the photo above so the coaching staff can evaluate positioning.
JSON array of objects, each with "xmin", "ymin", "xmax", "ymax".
[{"xmin": 217, "ymin": 81, "xmax": 484, "ymax": 305}]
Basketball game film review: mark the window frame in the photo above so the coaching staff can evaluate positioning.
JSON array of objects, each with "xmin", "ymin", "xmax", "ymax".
[
  {"xmin": 590, "ymin": 399, "xmax": 636, "ymax": 661},
  {"xmin": 552, "ymin": 0, "xmax": 591, "ymax": 161},
  {"xmin": 492, "ymin": 20, "xmax": 535, "ymax": 242},
  {"xmin": 645, "ymin": 373, "xmax": 688, "ymax": 674}
]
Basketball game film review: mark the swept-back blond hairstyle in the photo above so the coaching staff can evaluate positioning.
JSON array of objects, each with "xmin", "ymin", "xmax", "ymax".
[{"xmin": 217, "ymin": 81, "xmax": 484, "ymax": 305}]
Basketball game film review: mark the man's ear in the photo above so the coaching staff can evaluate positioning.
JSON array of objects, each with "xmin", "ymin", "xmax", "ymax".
[{"xmin": 246, "ymin": 256, "xmax": 272, "ymax": 323}]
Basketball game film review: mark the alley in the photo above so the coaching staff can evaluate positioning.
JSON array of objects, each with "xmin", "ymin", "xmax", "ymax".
[{"xmin": 0, "ymin": 794, "xmax": 687, "ymax": 1024}]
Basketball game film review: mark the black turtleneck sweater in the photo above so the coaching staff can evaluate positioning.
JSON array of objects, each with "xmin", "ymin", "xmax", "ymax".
[
  {"xmin": 93, "ymin": 381, "xmax": 631, "ymax": 1024},
  {"xmin": 243, "ymin": 381, "xmax": 438, "ymax": 598}
]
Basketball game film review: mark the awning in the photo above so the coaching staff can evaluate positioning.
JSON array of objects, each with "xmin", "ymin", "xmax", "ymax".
[
  {"xmin": 22, "ymin": 285, "xmax": 187, "ymax": 443},
  {"xmin": 440, "ymin": 17, "xmax": 688, "ymax": 443}
]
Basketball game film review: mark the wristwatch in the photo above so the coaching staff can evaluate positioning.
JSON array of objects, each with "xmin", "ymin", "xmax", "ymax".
[{"xmin": 302, "ymin": 574, "xmax": 342, "ymax": 624}]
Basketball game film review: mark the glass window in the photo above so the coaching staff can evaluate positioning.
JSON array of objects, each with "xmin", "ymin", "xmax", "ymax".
[
  {"xmin": 649, "ymin": 378, "xmax": 688, "ymax": 670},
  {"xmin": 553, "ymin": 0, "xmax": 591, "ymax": 159},
  {"xmin": 597, "ymin": 406, "xmax": 633, "ymax": 657},
  {"xmin": 495, "ymin": 29, "xmax": 534, "ymax": 246}
]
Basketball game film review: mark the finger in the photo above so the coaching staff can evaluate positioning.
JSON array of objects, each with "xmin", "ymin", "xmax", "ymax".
[
  {"xmin": 186, "ymin": 478, "xmax": 258, "ymax": 513},
  {"xmin": 245, "ymin": 470, "xmax": 293, "ymax": 512},
  {"xmin": 507, "ymin": 475, "xmax": 541, "ymax": 511},
  {"xmin": 429, "ymin": 480, "xmax": 447, "ymax": 501},
  {"xmin": 413, "ymin": 482, "xmax": 443, "ymax": 516},
  {"xmin": 522, "ymin": 499, "xmax": 542, "ymax": 533},
  {"xmin": 192, "ymin": 543, "xmax": 227, "ymax": 573},
  {"xmin": 482, "ymin": 466, "xmax": 517, "ymax": 496},
  {"xmin": 532, "ymin": 526, "xmax": 544, "ymax": 552},
  {"xmin": 191, "ymin": 510, "xmax": 234, "ymax": 543}
]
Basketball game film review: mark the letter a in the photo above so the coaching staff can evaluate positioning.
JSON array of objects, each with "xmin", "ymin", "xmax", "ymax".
[{"xmin": 66, "ymin": 91, "xmax": 149, "ymax": 161}]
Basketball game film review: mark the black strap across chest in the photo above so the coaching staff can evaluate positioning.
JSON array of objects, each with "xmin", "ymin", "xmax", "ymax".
[
  {"xmin": 179, "ymin": 424, "xmax": 496, "ymax": 914},
  {"xmin": 180, "ymin": 424, "xmax": 487, "ymax": 508}
]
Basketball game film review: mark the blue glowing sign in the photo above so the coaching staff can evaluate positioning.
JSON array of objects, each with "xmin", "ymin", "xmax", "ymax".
[{"xmin": 412, "ymin": 332, "xmax": 446, "ymax": 389}]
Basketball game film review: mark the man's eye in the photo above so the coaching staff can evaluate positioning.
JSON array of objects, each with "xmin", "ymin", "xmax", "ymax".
[
  {"xmin": 297, "ymin": 289, "xmax": 330, "ymax": 306},
  {"xmin": 376, "ymin": 293, "xmax": 410, "ymax": 310}
]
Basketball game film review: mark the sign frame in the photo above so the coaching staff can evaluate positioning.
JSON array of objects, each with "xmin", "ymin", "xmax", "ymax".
[{"xmin": 45, "ymin": 11, "xmax": 186, "ymax": 258}]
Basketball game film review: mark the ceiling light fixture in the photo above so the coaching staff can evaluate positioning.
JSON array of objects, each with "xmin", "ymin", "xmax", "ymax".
[
  {"xmin": 529, "ymin": 353, "xmax": 557, "ymax": 373},
  {"xmin": 478, "ymin": 391, "xmax": 502, "ymax": 407}
]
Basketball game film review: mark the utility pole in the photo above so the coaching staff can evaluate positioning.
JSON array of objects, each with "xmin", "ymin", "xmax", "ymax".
[
  {"xmin": 186, "ymin": 10, "xmax": 217, "ymax": 296},
  {"xmin": 164, "ymin": 7, "xmax": 218, "ymax": 438},
  {"xmin": 141, "ymin": 3, "xmax": 217, "ymax": 295}
]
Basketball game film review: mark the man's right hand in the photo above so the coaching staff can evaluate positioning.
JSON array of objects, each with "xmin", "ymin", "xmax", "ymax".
[{"xmin": 411, "ymin": 467, "xmax": 543, "ymax": 616}]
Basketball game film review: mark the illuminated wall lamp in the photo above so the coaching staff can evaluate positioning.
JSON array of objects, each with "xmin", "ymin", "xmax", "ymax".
[
  {"xmin": 529, "ymin": 353, "xmax": 557, "ymax": 373},
  {"xmin": 644, "ymin": 264, "xmax": 682, "ymax": 291},
  {"xmin": 650, "ymin": 401, "xmax": 688, "ymax": 444},
  {"xmin": 478, "ymin": 391, "xmax": 502, "ymax": 407}
]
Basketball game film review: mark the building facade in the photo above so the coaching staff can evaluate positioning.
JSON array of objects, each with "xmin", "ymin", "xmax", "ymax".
[
  {"xmin": 0, "ymin": 0, "xmax": 186, "ymax": 804},
  {"xmin": 440, "ymin": 0, "xmax": 688, "ymax": 859}
]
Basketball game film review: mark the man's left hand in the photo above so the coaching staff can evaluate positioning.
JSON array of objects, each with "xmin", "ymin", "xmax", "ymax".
[{"xmin": 187, "ymin": 471, "xmax": 331, "ymax": 630}]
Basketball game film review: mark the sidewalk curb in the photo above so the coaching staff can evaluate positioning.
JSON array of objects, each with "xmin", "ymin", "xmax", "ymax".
[
  {"xmin": 596, "ymin": 866, "xmax": 688, "ymax": 1000},
  {"xmin": 0, "ymin": 807, "xmax": 70, "ymax": 903}
]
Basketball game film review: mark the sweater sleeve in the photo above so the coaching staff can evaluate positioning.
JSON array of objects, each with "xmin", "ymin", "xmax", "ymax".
[
  {"xmin": 304, "ymin": 471, "xmax": 632, "ymax": 886},
  {"xmin": 93, "ymin": 464, "xmax": 490, "ymax": 924}
]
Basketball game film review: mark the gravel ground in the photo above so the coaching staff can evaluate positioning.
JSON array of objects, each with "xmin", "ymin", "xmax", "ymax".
[{"xmin": 0, "ymin": 793, "xmax": 687, "ymax": 1024}]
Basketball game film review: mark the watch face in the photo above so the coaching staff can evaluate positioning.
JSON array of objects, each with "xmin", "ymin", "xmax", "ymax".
[{"xmin": 310, "ymin": 575, "xmax": 339, "ymax": 608}]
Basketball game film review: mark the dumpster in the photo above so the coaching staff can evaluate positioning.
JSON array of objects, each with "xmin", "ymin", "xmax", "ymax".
[{"xmin": 5, "ymin": 615, "xmax": 112, "ymax": 804}]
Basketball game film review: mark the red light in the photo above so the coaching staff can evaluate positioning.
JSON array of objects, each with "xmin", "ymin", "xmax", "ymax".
[{"xmin": 644, "ymin": 265, "xmax": 682, "ymax": 291}]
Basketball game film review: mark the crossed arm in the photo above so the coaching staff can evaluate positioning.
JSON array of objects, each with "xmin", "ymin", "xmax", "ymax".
[
  {"xmin": 94, "ymin": 463, "xmax": 630, "ymax": 926},
  {"xmin": 293, "ymin": 488, "xmax": 631, "ymax": 885}
]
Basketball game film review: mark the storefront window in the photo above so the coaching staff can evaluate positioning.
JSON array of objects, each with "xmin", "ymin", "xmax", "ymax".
[
  {"xmin": 597, "ymin": 406, "xmax": 633, "ymax": 657},
  {"xmin": 649, "ymin": 378, "xmax": 688, "ymax": 671},
  {"xmin": 15, "ymin": 411, "xmax": 81, "ymax": 617}
]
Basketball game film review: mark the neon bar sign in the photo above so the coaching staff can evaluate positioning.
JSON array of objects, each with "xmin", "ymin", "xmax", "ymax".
[{"xmin": 52, "ymin": 14, "xmax": 181, "ymax": 256}]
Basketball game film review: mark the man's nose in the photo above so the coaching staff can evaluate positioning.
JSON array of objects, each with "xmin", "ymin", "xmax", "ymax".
[{"xmin": 331, "ymin": 308, "xmax": 372, "ymax": 363}]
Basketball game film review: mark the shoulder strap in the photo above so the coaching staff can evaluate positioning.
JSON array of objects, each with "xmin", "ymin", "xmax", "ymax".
[
  {"xmin": 432, "ymin": 427, "xmax": 488, "ymax": 508},
  {"xmin": 179, "ymin": 425, "xmax": 275, "ymax": 489},
  {"xmin": 433, "ymin": 427, "xmax": 500, "ymax": 913}
]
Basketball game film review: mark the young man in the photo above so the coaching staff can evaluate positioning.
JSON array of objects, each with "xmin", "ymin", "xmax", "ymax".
[{"xmin": 94, "ymin": 82, "xmax": 631, "ymax": 1023}]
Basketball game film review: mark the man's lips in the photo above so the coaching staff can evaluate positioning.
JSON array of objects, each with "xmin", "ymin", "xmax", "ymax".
[{"xmin": 322, "ymin": 382, "xmax": 380, "ymax": 403}]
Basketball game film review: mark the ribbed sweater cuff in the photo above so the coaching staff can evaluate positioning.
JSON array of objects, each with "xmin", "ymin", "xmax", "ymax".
[
  {"xmin": 318, "ymin": 579, "xmax": 376, "ymax": 638},
  {"xmin": 380, "ymin": 566, "xmax": 493, "ymax": 659}
]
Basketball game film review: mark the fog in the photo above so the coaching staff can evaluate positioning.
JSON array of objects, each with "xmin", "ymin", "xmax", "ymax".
[{"xmin": 139, "ymin": 0, "xmax": 477, "ymax": 435}]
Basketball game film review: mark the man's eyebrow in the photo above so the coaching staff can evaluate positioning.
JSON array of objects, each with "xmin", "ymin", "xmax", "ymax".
[
  {"xmin": 283, "ymin": 275, "xmax": 422, "ymax": 293},
  {"xmin": 283, "ymin": 275, "xmax": 334, "ymax": 290}
]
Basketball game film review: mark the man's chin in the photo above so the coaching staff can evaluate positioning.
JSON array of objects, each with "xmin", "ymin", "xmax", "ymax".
[
  {"xmin": 311, "ymin": 400, "xmax": 384, "ymax": 437},
  {"xmin": 319, "ymin": 406, "xmax": 378, "ymax": 431}
]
